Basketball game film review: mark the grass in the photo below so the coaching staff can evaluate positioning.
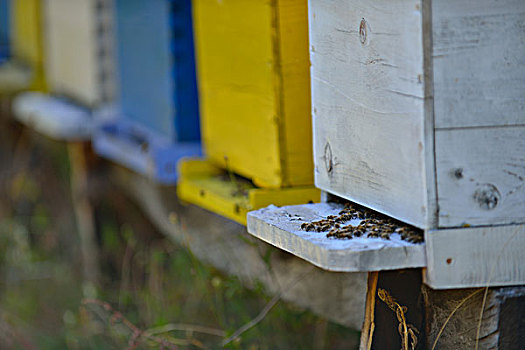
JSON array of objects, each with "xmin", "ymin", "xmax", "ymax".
[{"xmin": 0, "ymin": 121, "xmax": 359, "ymax": 349}]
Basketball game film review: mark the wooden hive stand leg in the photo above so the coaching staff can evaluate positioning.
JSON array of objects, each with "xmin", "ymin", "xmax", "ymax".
[
  {"xmin": 360, "ymin": 269, "xmax": 426, "ymax": 350},
  {"xmin": 423, "ymin": 285, "xmax": 525, "ymax": 349},
  {"xmin": 68, "ymin": 142, "xmax": 100, "ymax": 286}
]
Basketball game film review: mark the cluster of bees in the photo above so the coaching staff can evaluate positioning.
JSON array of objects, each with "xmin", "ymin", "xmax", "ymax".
[{"xmin": 300, "ymin": 203, "xmax": 423, "ymax": 243}]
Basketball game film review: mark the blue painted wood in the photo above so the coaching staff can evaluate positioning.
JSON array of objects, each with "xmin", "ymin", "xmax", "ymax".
[
  {"xmin": 114, "ymin": 0, "xmax": 200, "ymax": 141},
  {"xmin": 0, "ymin": 0, "xmax": 9, "ymax": 63},
  {"xmin": 93, "ymin": 119, "xmax": 201, "ymax": 184},
  {"xmin": 168, "ymin": 0, "xmax": 200, "ymax": 142},
  {"xmin": 96, "ymin": 0, "xmax": 201, "ymax": 183}
]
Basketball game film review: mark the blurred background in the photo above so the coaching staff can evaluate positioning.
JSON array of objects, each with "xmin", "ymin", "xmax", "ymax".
[{"xmin": 0, "ymin": 0, "xmax": 360, "ymax": 348}]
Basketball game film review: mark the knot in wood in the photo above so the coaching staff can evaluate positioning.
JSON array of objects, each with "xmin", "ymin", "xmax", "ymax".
[
  {"xmin": 473, "ymin": 183, "xmax": 501, "ymax": 210},
  {"xmin": 359, "ymin": 18, "xmax": 368, "ymax": 45},
  {"xmin": 324, "ymin": 142, "xmax": 333, "ymax": 173}
]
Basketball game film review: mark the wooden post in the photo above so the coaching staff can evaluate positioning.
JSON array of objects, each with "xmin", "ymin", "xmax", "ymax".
[
  {"xmin": 360, "ymin": 269, "xmax": 426, "ymax": 350},
  {"xmin": 423, "ymin": 285, "xmax": 525, "ymax": 349},
  {"xmin": 360, "ymin": 272, "xmax": 378, "ymax": 350},
  {"xmin": 68, "ymin": 142, "xmax": 100, "ymax": 285}
]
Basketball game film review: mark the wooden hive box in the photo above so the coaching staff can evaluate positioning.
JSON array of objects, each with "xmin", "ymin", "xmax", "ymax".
[
  {"xmin": 177, "ymin": 0, "xmax": 320, "ymax": 225},
  {"xmin": 11, "ymin": 0, "xmax": 114, "ymax": 141},
  {"xmin": 93, "ymin": 0, "xmax": 201, "ymax": 184},
  {"xmin": 44, "ymin": 0, "xmax": 115, "ymax": 107},
  {"xmin": 0, "ymin": 0, "xmax": 45, "ymax": 92},
  {"xmin": 248, "ymin": 0, "xmax": 525, "ymax": 289}
]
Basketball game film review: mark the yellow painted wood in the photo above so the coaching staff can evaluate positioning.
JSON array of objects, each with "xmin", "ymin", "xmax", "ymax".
[
  {"xmin": 192, "ymin": 0, "xmax": 313, "ymax": 188},
  {"xmin": 177, "ymin": 159, "xmax": 320, "ymax": 225},
  {"xmin": 11, "ymin": 0, "xmax": 46, "ymax": 90}
]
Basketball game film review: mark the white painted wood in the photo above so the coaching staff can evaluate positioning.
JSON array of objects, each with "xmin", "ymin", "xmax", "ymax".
[
  {"xmin": 44, "ymin": 0, "xmax": 114, "ymax": 107},
  {"xmin": 425, "ymin": 224, "xmax": 525, "ymax": 289},
  {"xmin": 247, "ymin": 203, "xmax": 426, "ymax": 272},
  {"xmin": 432, "ymin": 0, "xmax": 525, "ymax": 128},
  {"xmin": 436, "ymin": 127, "xmax": 525, "ymax": 227},
  {"xmin": 309, "ymin": 0, "xmax": 430, "ymax": 228},
  {"xmin": 13, "ymin": 92, "xmax": 92, "ymax": 141}
]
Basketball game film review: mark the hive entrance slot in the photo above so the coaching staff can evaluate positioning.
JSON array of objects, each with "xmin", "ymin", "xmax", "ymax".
[{"xmin": 247, "ymin": 202, "xmax": 426, "ymax": 272}]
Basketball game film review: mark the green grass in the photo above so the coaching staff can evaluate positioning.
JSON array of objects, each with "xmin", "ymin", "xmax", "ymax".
[{"xmin": 0, "ymin": 128, "xmax": 359, "ymax": 349}]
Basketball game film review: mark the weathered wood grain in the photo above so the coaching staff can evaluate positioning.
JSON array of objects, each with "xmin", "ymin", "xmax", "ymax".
[
  {"xmin": 309, "ymin": 0, "xmax": 431, "ymax": 228},
  {"xmin": 435, "ymin": 127, "xmax": 525, "ymax": 227},
  {"xmin": 423, "ymin": 286, "xmax": 525, "ymax": 349},
  {"xmin": 247, "ymin": 203, "xmax": 426, "ymax": 272},
  {"xmin": 425, "ymin": 224, "xmax": 525, "ymax": 289},
  {"xmin": 432, "ymin": 0, "xmax": 525, "ymax": 128}
]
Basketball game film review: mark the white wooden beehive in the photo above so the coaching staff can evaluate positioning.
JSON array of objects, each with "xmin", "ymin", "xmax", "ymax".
[
  {"xmin": 44, "ymin": 0, "xmax": 115, "ymax": 107},
  {"xmin": 248, "ymin": 0, "xmax": 525, "ymax": 289}
]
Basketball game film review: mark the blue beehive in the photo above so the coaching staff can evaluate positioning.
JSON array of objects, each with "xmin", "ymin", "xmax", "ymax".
[
  {"xmin": 94, "ymin": 0, "xmax": 201, "ymax": 184},
  {"xmin": 0, "ymin": 0, "xmax": 9, "ymax": 63}
]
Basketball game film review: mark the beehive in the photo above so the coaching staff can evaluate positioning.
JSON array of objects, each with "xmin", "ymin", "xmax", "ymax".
[
  {"xmin": 247, "ymin": 0, "xmax": 525, "ymax": 289},
  {"xmin": 177, "ymin": 0, "xmax": 319, "ymax": 224},
  {"xmin": 93, "ymin": 0, "xmax": 201, "ymax": 184},
  {"xmin": 0, "ymin": 0, "xmax": 45, "ymax": 92},
  {"xmin": 44, "ymin": 0, "xmax": 115, "ymax": 107},
  {"xmin": 191, "ymin": 0, "xmax": 314, "ymax": 188}
]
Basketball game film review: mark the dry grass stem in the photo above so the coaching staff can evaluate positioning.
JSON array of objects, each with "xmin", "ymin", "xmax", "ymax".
[
  {"xmin": 82, "ymin": 298, "xmax": 179, "ymax": 350},
  {"xmin": 430, "ymin": 288, "xmax": 484, "ymax": 350},
  {"xmin": 222, "ymin": 267, "xmax": 315, "ymax": 346},
  {"xmin": 144, "ymin": 323, "xmax": 226, "ymax": 338},
  {"xmin": 378, "ymin": 288, "xmax": 418, "ymax": 350}
]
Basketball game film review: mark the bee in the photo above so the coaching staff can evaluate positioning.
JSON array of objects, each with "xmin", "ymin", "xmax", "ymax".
[
  {"xmin": 380, "ymin": 231, "xmax": 391, "ymax": 240},
  {"xmin": 367, "ymin": 231, "xmax": 379, "ymax": 238},
  {"xmin": 301, "ymin": 222, "xmax": 315, "ymax": 232},
  {"xmin": 319, "ymin": 223, "xmax": 331, "ymax": 232},
  {"xmin": 327, "ymin": 229, "xmax": 338, "ymax": 237}
]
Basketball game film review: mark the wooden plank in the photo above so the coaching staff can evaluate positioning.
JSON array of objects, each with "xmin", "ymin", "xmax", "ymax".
[
  {"xmin": 115, "ymin": 0, "xmax": 174, "ymax": 139},
  {"xmin": 11, "ymin": 0, "xmax": 45, "ymax": 90},
  {"xmin": 425, "ymin": 224, "xmax": 525, "ymax": 289},
  {"xmin": 247, "ymin": 203, "xmax": 426, "ymax": 272},
  {"xmin": 170, "ymin": 0, "xmax": 200, "ymax": 143},
  {"xmin": 13, "ymin": 92, "xmax": 92, "ymax": 140},
  {"xmin": 193, "ymin": 0, "xmax": 312, "ymax": 188},
  {"xmin": 177, "ymin": 159, "xmax": 320, "ymax": 225},
  {"xmin": 369, "ymin": 270, "xmax": 425, "ymax": 350},
  {"xmin": 44, "ymin": 0, "xmax": 113, "ymax": 106},
  {"xmin": 432, "ymin": 0, "xmax": 525, "ymax": 128},
  {"xmin": 0, "ymin": 0, "xmax": 9, "ymax": 61},
  {"xmin": 423, "ymin": 286, "xmax": 503, "ymax": 349},
  {"xmin": 93, "ymin": 119, "xmax": 201, "ymax": 184},
  {"xmin": 309, "ymin": 0, "xmax": 430, "ymax": 228},
  {"xmin": 274, "ymin": 0, "xmax": 313, "ymax": 187},
  {"xmin": 435, "ymin": 127, "xmax": 525, "ymax": 227}
]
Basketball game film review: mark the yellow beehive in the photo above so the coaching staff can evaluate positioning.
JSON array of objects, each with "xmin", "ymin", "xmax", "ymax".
[
  {"xmin": 178, "ymin": 0, "xmax": 319, "ymax": 225},
  {"xmin": 194, "ymin": 0, "xmax": 312, "ymax": 188},
  {"xmin": 6, "ymin": 0, "xmax": 46, "ymax": 91}
]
